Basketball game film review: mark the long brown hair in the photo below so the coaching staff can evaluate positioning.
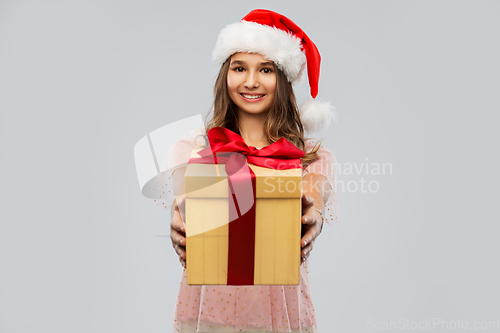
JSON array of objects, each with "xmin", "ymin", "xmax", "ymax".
[{"xmin": 204, "ymin": 56, "xmax": 321, "ymax": 167}]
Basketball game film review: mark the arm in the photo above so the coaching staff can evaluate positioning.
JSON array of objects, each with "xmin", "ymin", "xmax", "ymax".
[
  {"xmin": 170, "ymin": 167, "xmax": 187, "ymax": 268},
  {"xmin": 300, "ymin": 172, "xmax": 332, "ymax": 263}
]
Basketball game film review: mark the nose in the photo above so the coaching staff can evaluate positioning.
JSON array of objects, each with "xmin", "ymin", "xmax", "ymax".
[{"xmin": 244, "ymin": 70, "xmax": 259, "ymax": 89}]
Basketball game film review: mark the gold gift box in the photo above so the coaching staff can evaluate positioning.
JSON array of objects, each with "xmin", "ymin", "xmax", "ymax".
[{"xmin": 185, "ymin": 148, "xmax": 302, "ymax": 285}]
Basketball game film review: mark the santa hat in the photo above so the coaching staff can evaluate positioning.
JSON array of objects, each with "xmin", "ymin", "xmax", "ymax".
[{"xmin": 212, "ymin": 9, "xmax": 336, "ymax": 133}]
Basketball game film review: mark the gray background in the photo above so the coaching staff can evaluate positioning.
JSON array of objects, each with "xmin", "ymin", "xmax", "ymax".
[{"xmin": 1, "ymin": 0, "xmax": 499, "ymax": 332}]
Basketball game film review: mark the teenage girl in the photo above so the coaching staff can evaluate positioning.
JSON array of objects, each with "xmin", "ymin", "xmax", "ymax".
[{"xmin": 166, "ymin": 9, "xmax": 338, "ymax": 333}]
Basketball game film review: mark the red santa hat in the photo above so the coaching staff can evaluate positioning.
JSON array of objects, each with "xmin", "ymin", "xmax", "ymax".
[{"xmin": 212, "ymin": 9, "xmax": 336, "ymax": 133}]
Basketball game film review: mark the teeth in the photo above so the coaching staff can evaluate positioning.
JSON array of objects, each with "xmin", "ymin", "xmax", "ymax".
[{"xmin": 242, "ymin": 94, "xmax": 264, "ymax": 99}]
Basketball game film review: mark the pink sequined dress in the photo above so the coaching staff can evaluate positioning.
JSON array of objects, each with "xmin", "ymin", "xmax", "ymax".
[{"xmin": 153, "ymin": 128, "xmax": 338, "ymax": 333}]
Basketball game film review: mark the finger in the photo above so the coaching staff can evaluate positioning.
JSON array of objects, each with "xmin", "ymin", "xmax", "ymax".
[
  {"xmin": 301, "ymin": 241, "xmax": 314, "ymax": 258},
  {"xmin": 301, "ymin": 227, "xmax": 319, "ymax": 248},
  {"xmin": 170, "ymin": 229, "xmax": 186, "ymax": 246},
  {"xmin": 171, "ymin": 210, "xmax": 186, "ymax": 234},
  {"xmin": 179, "ymin": 256, "xmax": 186, "ymax": 268},
  {"xmin": 174, "ymin": 244, "xmax": 186, "ymax": 259},
  {"xmin": 179, "ymin": 246, "xmax": 187, "ymax": 259},
  {"xmin": 301, "ymin": 209, "xmax": 320, "ymax": 226},
  {"xmin": 177, "ymin": 243, "xmax": 187, "ymax": 268},
  {"xmin": 171, "ymin": 216, "xmax": 186, "ymax": 235},
  {"xmin": 301, "ymin": 253, "xmax": 310, "ymax": 265},
  {"xmin": 301, "ymin": 193, "xmax": 314, "ymax": 211}
]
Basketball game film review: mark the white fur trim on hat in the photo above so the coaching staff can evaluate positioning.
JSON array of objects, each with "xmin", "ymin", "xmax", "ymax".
[
  {"xmin": 299, "ymin": 97, "xmax": 338, "ymax": 133},
  {"xmin": 212, "ymin": 20, "xmax": 307, "ymax": 83}
]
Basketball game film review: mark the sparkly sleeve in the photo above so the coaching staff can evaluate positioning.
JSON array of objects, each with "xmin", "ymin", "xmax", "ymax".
[
  {"xmin": 153, "ymin": 127, "xmax": 207, "ymax": 210},
  {"xmin": 303, "ymin": 139, "xmax": 339, "ymax": 226}
]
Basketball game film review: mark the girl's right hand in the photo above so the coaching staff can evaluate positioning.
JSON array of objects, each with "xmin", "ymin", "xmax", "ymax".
[{"xmin": 170, "ymin": 195, "xmax": 187, "ymax": 268}]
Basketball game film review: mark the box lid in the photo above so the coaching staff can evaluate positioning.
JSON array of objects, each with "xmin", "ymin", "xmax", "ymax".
[{"xmin": 185, "ymin": 148, "xmax": 302, "ymax": 198}]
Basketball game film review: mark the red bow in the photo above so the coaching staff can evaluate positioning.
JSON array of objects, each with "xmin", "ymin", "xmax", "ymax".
[{"xmin": 188, "ymin": 127, "xmax": 304, "ymax": 285}]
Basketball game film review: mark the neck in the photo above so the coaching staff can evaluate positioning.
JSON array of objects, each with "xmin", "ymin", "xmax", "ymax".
[{"xmin": 237, "ymin": 110, "xmax": 271, "ymax": 147}]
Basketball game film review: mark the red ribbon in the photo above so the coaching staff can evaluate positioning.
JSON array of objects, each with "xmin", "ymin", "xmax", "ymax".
[{"xmin": 188, "ymin": 127, "xmax": 305, "ymax": 285}]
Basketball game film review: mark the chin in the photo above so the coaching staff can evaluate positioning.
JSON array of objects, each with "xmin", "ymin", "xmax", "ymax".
[
  {"xmin": 236, "ymin": 103, "xmax": 271, "ymax": 114},
  {"xmin": 239, "ymin": 108, "xmax": 269, "ymax": 115}
]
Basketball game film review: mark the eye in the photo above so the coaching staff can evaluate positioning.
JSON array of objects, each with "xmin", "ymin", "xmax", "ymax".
[
  {"xmin": 234, "ymin": 67, "xmax": 245, "ymax": 72},
  {"xmin": 262, "ymin": 68, "xmax": 273, "ymax": 74}
]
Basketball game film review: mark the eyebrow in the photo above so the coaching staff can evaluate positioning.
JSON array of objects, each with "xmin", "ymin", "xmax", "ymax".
[{"xmin": 230, "ymin": 60, "xmax": 274, "ymax": 67}]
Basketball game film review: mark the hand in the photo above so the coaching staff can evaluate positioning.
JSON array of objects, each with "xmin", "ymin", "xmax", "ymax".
[
  {"xmin": 300, "ymin": 193, "xmax": 323, "ymax": 265},
  {"xmin": 170, "ymin": 194, "xmax": 187, "ymax": 268}
]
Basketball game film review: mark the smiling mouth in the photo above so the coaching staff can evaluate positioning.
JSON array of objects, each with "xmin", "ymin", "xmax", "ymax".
[{"xmin": 240, "ymin": 93, "xmax": 265, "ymax": 100}]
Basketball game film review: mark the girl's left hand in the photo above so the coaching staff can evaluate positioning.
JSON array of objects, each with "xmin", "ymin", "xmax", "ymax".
[{"xmin": 300, "ymin": 193, "xmax": 323, "ymax": 264}]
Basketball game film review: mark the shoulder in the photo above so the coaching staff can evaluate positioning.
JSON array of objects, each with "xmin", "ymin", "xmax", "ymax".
[
  {"xmin": 304, "ymin": 138, "xmax": 334, "ymax": 157},
  {"xmin": 303, "ymin": 138, "xmax": 337, "ymax": 175},
  {"xmin": 184, "ymin": 127, "xmax": 207, "ymax": 144},
  {"xmin": 170, "ymin": 127, "xmax": 207, "ymax": 150},
  {"xmin": 304, "ymin": 138, "xmax": 319, "ymax": 150},
  {"xmin": 163, "ymin": 127, "xmax": 207, "ymax": 169}
]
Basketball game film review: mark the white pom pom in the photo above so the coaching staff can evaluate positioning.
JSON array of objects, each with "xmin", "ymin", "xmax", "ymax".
[{"xmin": 299, "ymin": 97, "xmax": 337, "ymax": 133}]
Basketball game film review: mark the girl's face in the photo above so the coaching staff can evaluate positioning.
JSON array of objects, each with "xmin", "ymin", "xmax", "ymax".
[{"xmin": 227, "ymin": 52, "xmax": 276, "ymax": 116}]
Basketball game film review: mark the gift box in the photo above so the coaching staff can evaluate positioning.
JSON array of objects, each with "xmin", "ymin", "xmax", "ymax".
[{"xmin": 185, "ymin": 148, "xmax": 302, "ymax": 285}]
